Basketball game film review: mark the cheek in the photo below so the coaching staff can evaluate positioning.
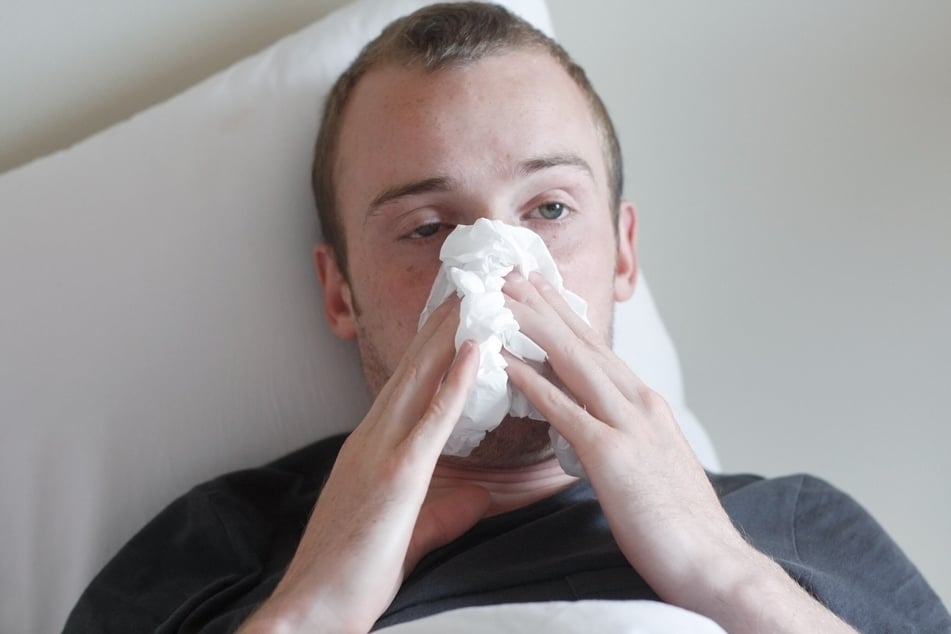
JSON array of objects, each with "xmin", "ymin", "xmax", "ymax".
[
  {"xmin": 350, "ymin": 250, "xmax": 443, "ymax": 343},
  {"xmin": 381, "ymin": 257, "xmax": 442, "ymax": 312},
  {"xmin": 550, "ymin": 234, "xmax": 614, "ymax": 285},
  {"xmin": 352, "ymin": 239, "xmax": 441, "ymax": 300},
  {"xmin": 550, "ymin": 239, "xmax": 617, "ymax": 335}
]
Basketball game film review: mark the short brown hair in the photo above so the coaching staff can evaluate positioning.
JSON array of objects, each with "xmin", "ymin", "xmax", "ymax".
[{"xmin": 312, "ymin": 2, "xmax": 623, "ymax": 278}]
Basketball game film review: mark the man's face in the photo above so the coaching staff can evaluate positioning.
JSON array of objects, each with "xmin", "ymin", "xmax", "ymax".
[{"xmin": 321, "ymin": 49, "xmax": 636, "ymax": 466}]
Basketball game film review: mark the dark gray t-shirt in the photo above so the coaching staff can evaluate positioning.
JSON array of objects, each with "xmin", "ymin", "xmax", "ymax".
[{"xmin": 63, "ymin": 433, "xmax": 950, "ymax": 633}]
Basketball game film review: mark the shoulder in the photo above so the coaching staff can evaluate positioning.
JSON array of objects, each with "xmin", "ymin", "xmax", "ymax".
[
  {"xmin": 711, "ymin": 472, "xmax": 951, "ymax": 631},
  {"xmin": 710, "ymin": 472, "xmax": 857, "ymax": 526},
  {"xmin": 63, "ymin": 433, "xmax": 351, "ymax": 632},
  {"xmin": 109, "ymin": 430, "xmax": 350, "ymax": 570},
  {"xmin": 709, "ymin": 472, "xmax": 892, "ymax": 565},
  {"xmin": 196, "ymin": 432, "xmax": 348, "ymax": 500},
  {"xmin": 712, "ymin": 472, "xmax": 887, "ymax": 546},
  {"xmin": 186, "ymin": 432, "xmax": 349, "ymax": 536}
]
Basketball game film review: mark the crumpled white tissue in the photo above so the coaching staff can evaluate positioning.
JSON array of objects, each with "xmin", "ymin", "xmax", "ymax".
[{"xmin": 418, "ymin": 218, "xmax": 588, "ymax": 477}]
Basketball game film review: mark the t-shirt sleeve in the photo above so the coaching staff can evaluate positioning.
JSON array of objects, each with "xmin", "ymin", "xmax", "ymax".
[
  {"xmin": 62, "ymin": 463, "xmax": 329, "ymax": 633},
  {"xmin": 62, "ymin": 480, "xmax": 285, "ymax": 633},
  {"xmin": 62, "ymin": 435, "xmax": 342, "ymax": 633},
  {"xmin": 781, "ymin": 475, "xmax": 950, "ymax": 632}
]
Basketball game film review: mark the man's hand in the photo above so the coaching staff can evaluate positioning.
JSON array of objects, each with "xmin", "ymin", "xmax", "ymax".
[
  {"xmin": 239, "ymin": 298, "xmax": 489, "ymax": 634},
  {"xmin": 503, "ymin": 271, "xmax": 856, "ymax": 634}
]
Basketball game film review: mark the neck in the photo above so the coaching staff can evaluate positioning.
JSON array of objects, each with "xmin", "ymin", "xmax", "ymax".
[{"xmin": 430, "ymin": 457, "xmax": 577, "ymax": 517}]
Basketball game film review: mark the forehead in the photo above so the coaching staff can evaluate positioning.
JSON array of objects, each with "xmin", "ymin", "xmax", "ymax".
[{"xmin": 334, "ymin": 50, "xmax": 608, "ymax": 225}]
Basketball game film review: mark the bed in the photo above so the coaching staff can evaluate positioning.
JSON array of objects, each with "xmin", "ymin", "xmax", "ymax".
[{"xmin": 0, "ymin": 1, "xmax": 725, "ymax": 631}]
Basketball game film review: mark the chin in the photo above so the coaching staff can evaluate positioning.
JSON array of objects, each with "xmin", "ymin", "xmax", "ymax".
[{"xmin": 443, "ymin": 416, "xmax": 556, "ymax": 469}]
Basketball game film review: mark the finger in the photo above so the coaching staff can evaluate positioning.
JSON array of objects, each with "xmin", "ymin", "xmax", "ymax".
[
  {"xmin": 404, "ymin": 484, "xmax": 491, "ymax": 574},
  {"xmin": 504, "ymin": 353, "xmax": 608, "ymax": 452},
  {"xmin": 385, "ymin": 319, "xmax": 461, "ymax": 428},
  {"xmin": 504, "ymin": 280, "xmax": 635, "ymax": 425},
  {"xmin": 531, "ymin": 272, "xmax": 653, "ymax": 404},
  {"xmin": 505, "ymin": 271, "xmax": 646, "ymax": 407},
  {"xmin": 528, "ymin": 273, "xmax": 643, "ymax": 393},
  {"xmin": 509, "ymin": 271, "xmax": 592, "ymax": 339},
  {"xmin": 403, "ymin": 338, "xmax": 480, "ymax": 456},
  {"xmin": 403, "ymin": 294, "xmax": 461, "ymax": 364},
  {"xmin": 373, "ymin": 296, "xmax": 461, "ymax": 427}
]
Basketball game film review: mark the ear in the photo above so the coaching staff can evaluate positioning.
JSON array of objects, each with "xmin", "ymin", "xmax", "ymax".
[
  {"xmin": 313, "ymin": 244, "xmax": 357, "ymax": 340},
  {"xmin": 613, "ymin": 199, "xmax": 638, "ymax": 302}
]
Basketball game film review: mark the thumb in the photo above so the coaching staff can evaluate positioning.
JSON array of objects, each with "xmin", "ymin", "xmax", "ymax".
[{"xmin": 404, "ymin": 485, "xmax": 491, "ymax": 574}]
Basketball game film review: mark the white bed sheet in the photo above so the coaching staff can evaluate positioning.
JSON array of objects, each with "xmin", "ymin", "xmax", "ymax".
[{"xmin": 378, "ymin": 601, "xmax": 727, "ymax": 633}]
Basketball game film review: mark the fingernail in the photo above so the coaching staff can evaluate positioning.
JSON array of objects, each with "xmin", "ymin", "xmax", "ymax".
[
  {"xmin": 507, "ymin": 269, "xmax": 525, "ymax": 281},
  {"xmin": 461, "ymin": 339, "xmax": 480, "ymax": 358}
]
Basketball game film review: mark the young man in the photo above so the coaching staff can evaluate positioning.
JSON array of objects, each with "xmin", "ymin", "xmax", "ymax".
[{"xmin": 65, "ymin": 4, "xmax": 949, "ymax": 633}]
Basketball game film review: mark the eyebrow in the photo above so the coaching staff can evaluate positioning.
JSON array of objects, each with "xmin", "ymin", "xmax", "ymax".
[
  {"xmin": 367, "ymin": 177, "xmax": 452, "ymax": 216},
  {"xmin": 365, "ymin": 153, "xmax": 593, "ymax": 218},
  {"xmin": 519, "ymin": 153, "xmax": 593, "ymax": 178}
]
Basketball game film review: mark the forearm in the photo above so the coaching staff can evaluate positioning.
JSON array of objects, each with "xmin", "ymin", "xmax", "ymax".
[
  {"xmin": 671, "ymin": 537, "xmax": 857, "ymax": 634},
  {"xmin": 237, "ymin": 588, "xmax": 360, "ymax": 634}
]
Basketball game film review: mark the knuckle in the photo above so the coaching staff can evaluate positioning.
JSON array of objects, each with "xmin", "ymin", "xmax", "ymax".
[
  {"xmin": 505, "ymin": 278, "xmax": 530, "ymax": 302},
  {"xmin": 393, "ymin": 358, "xmax": 424, "ymax": 392},
  {"xmin": 579, "ymin": 326, "xmax": 605, "ymax": 350},
  {"xmin": 641, "ymin": 388, "xmax": 672, "ymax": 417},
  {"xmin": 569, "ymin": 405, "xmax": 590, "ymax": 429},
  {"xmin": 517, "ymin": 285, "xmax": 543, "ymax": 309},
  {"xmin": 557, "ymin": 337, "xmax": 584, "ymax": 362},
  {"xmin": 378, "ymin": 453, "xmax": 412, "ymax": 483},
  {"xmin": 539, "ymin": 382, "xmax": 566, "ymax": 414},
  {"xmin": 422, "ymin": 398, "xmax": 449, "ymax": 425}
]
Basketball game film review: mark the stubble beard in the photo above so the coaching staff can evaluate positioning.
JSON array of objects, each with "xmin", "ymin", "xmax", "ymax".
[
  {"xmin": 351, "ymin": 284, "xmax": 616, "ymax": 471},
  {"xmin": 355, "ymin": 325, "xmax": 557, "ymax": 469},
  {"xmin": 440, "ymin": 415, "xmax": 556, "ymax": 468}
]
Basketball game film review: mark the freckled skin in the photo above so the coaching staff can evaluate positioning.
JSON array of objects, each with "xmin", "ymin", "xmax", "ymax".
[{"xmin": 330, "ymin": 51, "xmax": 629, "ymax": 468}]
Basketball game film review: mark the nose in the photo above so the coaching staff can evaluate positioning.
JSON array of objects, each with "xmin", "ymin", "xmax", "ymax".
[{"xmin": 466, "ymin": 199, "xmax": 519, "ymax": 227}]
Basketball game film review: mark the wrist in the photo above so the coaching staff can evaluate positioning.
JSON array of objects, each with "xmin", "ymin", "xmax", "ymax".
[
  {"xmin": 238, "ymin": 592, "xmax": 365, "ymax": 634},
  {"xmin": 686, "ymin": 540, "xmax": 783, "ymax": 627},
  {"xmin": 667, "ymin": 535, "xmax": 855, "ymax": 634},
  {"xmin": 653, "ymin": 528, "xmax": 762, "ymax": 613}
]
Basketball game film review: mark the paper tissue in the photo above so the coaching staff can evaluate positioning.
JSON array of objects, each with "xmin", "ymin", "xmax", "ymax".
[{"xmin": 418, "ymin": 218, "xmax": 588, "ymax": 476}]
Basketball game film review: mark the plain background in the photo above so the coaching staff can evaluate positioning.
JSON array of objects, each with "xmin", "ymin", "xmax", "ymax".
[{"xmin": 2, "ymin": 0, "xmax": 948, "ymax": 605}]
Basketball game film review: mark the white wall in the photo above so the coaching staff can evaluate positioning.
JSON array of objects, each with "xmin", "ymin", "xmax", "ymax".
[
  {"xmin": 2, "ymin": 0, "xmax": 948, "ymax": 606},
  {"xmin": 548, "ymin": 0, "xmax": 951, "ymax": 605}
]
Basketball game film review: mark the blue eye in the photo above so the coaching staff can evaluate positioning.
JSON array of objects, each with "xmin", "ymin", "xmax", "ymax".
[{"xmin": 536, "ymin": 202, "xmax": 567, "ymax": 220}]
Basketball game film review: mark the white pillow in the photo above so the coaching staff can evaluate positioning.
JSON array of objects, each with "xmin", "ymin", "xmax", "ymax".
[{"xmin": 0, "ymin": 0, "xmax": 716, "ymax": 631}]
